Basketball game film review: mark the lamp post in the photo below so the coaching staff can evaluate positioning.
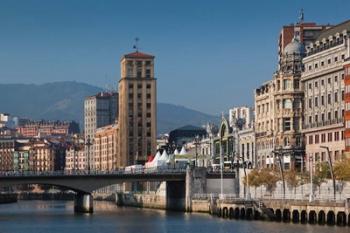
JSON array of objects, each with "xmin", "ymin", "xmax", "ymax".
[
  {"xmin": 194, "ymin": 135, "xmax": 200, "ymax": 167},
  {"xmin": 220, "ymin": 140, "xmax": 223, "ymax": 199},
  {"xmin": 85, "ymin": 136, "xmax": 92, "ymax": 174},
  {"xmin": 309, "ymin": 155, "xmax": 313, "ymax": 202},
  {"xmin": 320, "ymin": 146, "xmax": 336, "ymax": 201},
  {"xmin": 273, "ymin": 148, "xmax": 285, "ymax": 199}
]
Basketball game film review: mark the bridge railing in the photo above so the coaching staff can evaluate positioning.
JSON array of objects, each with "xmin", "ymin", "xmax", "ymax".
[{"xmin": 0, "ymin": 167, "xmax": 187, "ymax": 177}]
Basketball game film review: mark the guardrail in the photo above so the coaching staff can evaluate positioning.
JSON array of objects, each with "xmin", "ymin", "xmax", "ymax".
[{"xmin": 0, "ymin": 168, "xmax": 187, "ymax": 177}]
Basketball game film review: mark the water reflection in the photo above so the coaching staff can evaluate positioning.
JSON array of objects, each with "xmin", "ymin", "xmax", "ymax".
[{"xmin": 0, "ymin": 201, "xmax": 347, "ymax": 233}]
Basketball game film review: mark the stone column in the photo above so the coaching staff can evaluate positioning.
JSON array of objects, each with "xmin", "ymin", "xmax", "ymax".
[{"xmin": 74, "ymin": 192, "xmax": 93, "ymax": 213}]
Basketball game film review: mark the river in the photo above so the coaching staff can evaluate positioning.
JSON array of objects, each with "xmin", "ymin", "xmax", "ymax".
[{"xmin": 0, "ymin": 201, "xmax": 348, "ymax": 233}]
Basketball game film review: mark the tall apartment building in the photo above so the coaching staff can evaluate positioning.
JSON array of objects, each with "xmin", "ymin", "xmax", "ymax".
[
  {"xmin": 84, "ymin": 92, "xmax": 118, "ymax": 169},
  {"xmin": 118, "ymin": 52, "xmax": 157, "ymax": 167},
  {"xmin": 302, "ymin": 20, "xmax": 350, "ymax": 170}
]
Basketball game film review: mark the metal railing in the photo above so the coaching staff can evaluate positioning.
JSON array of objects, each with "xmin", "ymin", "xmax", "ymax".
[{"xmin": 0, "ymin": 167, "xmax": 187, "ymax": 178}]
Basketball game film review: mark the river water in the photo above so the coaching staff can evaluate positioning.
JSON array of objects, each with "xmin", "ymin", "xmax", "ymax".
[{"xmin": 0, "ymin": 201, "xmax": 348, "ymax": 233}]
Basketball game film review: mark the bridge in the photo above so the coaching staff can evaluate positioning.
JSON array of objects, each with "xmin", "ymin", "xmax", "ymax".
[{"xmin": 0, "ymin": 167, "xmax": 235, "ymax": 213}]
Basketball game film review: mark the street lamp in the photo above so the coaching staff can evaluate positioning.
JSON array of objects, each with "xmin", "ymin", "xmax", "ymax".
[
  {"xmin": 309, "ymin": 155, "xmax": 314, "ymax": 202},
  {"xmin": 85, "ymin": 136, "xmax": 93, "ymax": 174},
  {"xmin": 320, "ymin": 146, "xmax": 336, "ymax": 201},
  {"xmin": 273, "ymin": 148, "xmax": 286, "ymax": 199},
  {"xmin": 194, "ymin": 135, "xmax": 200, "ymax": 167}
]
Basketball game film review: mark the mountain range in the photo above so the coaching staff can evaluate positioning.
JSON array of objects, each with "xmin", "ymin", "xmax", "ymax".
[{"xmin": 0, "ymin": 81, "xmax": 219, "ymax": 134}]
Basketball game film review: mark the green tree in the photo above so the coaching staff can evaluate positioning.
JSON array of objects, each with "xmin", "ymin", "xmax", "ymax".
[
  {"xmin": 334, "ymin": 158, "xmax": 350, "ymax": 181},
  {"xmin": 284, "ymin": 170, "xmax": 300, "ymax": 194}
]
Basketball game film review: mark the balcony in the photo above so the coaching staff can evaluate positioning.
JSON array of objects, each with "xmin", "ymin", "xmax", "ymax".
[{"xmin": 303, "ymin": 117, "xmax": 344, "ymax": 129}]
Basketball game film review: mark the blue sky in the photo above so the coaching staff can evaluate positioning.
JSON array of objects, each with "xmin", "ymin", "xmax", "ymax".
[{"xmin": 0, "ymin": 0, "xmax": 349, "ymax": 115}]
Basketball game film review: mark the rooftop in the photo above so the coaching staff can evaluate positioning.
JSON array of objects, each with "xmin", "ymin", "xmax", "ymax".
[
  {"xmin": 316, "ymin": 19, "xmax": 350, "ymax": 41},
  {"xmin": 123, "ymin": 51, "xmax": 155, "ymax": 59}
]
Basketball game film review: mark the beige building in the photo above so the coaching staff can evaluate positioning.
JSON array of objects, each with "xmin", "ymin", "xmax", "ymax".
[
  {"xmin": 302, "ymin": 20, "xmax": 350, "ymax": 170},
  {"xmin": 30, "ymin": 140, "xmax": 55, "ymax": 172},
  {"xmin": 255, "ymin": 35, "xmax": 305, "ymax": 170},
  {"xmin": 84, "ymin": 92, "xmax": 118, "ymax": 170},
  {"xmin": 94, "ymin": 123, "xmax": 118, "ymax": 171},
  {"xmin": 117, "ymin": 52, "xmax": 157, "ymax": 167},
  {"xmin": 65, "ymin": 144, "xmax": 86, "ymax": 171},
  {"xmin": 255, "ymin": 81, "xmax": 275, "ymax": 168}
]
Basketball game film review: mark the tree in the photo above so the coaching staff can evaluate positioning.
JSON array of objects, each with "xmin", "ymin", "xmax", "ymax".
[
  {"xmin": 334, "ymin": 158, "xmax": 350, "ymax": 181},
  {"xmin": 259, "ymin": 168, "xmax": 280, "ymax": 194},
  {"xmin": 284, "ymin": 170, "xmax": 300, "ymax": 195},
  {"xmin": 313, "ymin": 162, "xmax": 330, "ymax": 194}
]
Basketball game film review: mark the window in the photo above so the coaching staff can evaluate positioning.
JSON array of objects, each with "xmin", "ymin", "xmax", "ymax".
[
  {"xmin": 129, "ymin": 93, "xmax": 133, "ymax": 98},
  {"xmin": 315, "ymin": 81, "xmax": 318, "ymax": 88},
  {"xmin": 283, "ymin": 99, "xmax": 292, "ymax": 109},
  {"xmin": 335, "ymin": 92, "xmax": 338, "ymax": 102},
  {"xmin": 315, "ymin": 134, "xmax": 319, "ymax": 144},
  {"xmin": 335, "ymin": 110, "xmax": 338, "ymax": 119},
  {"xmin": 328, "ymin": 58, "xmax": 331, "ymax": 64},
  {"xmin": 328, "ymin": 78, "xmax": 331, "ymax": 84},
  {"xmin": 328, "ymin": 94, "xmax": 331, "ymax": 104},
  {"xmin": 137, "ymin": 93, "xmax": 142, "ymax": 98},
  {"xmin": 321, "ymin": 134, "xmax": 326, "ymax": 143},
  {"xmin": 283, "ymin": 118, "xmax": 291, "ymax": 131},
  {"xmin": 342, "ymin": 91, "xmax": 344, "ymax": 101},
  {"xmin": 342, "ymin": 54, "xmax": 345, "ymax": 60},
  {"xmin": 309, "ymin": 116, "xmax": 312, "ymax": 124},
  {"xmin": 308, "ymin": 83, "xmax": 312, "ymax": 89},
  {"xmin": 145, "ymin": 61, "xmax": 151, "ymax": 66},
  {"xmin": 309, "ymin": 98, "xmax": 312, "ymax": 108},
  {"xmin": 146, "ymin": 69, "xmax": 151, "ymax": 78},
  {"xmin": 328, "ymin": 132, "xmax": 332, "ymax": 142},
  {"xmin": 314, "ymin": 97, "xmax": 318, "ymax": 107},
  {"xmin": 321, "ymin": 61, "xmax": 324, "ymax": 66},
  {"xmin": 137, "ymin": 84, "xmax": 142, "ymax": 89},
  {"xmin": 146, "ymin": 113, "xmax": 151, "ymax": 118},
  {"xmin": 309, "ymin": 136, "xmax": 313, "ymax": 144},
  {"xmin": 146, "ymin": 103, "xmax": 151, "ymax": 108},
  {"xmin": 335, "ymin": 132, "xmax": 340, "ymax": 141},
  {"xmin": 321, "ymin": 95, "xmax": 325, "ymax": 105},
  {"xmin": 335, "ymin": 76, "xmax": 338, "ymax": 83},
  {"xmin": 328, "ymin": 112, "xmax": 331, "ymax": 120},
  {"xmin": 321, "ymin": 79, "xmax": 324, "ymax": 86},
  {"xmin": 315, "ymin": 63, "xmax": 318, "ymax": 69},
  {"xmin": 146, "ymin": 84, "xmax": 151, "ymax": 89},
  {"xmin": 335, "ymin": 57, "xmax": 338, "ymax": 62},
  {"xmin": 129, "ymin": 84, "xmax": 134, "ymax": 89},
  {"xmin": 309, "ymin": 65, "xmax": 312, "ymax": 71},
  {"xmin": 315, "ymin": 114, "xmax": 318, "ymax": 122},
  {"xmin": 146, "ymin": 94, "xmax": 151, "ymax": 99},
  {"xmin": 294, "ymin": 80, "xmax": 299, "ymax": 89}
]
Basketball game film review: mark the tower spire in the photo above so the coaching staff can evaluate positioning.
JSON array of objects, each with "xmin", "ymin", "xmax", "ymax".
[{"xmin": 133, "ymin": 37, "xmax": 139, "ymax": 52}]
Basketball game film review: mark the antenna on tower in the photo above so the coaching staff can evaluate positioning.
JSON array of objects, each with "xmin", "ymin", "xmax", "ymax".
[{"xmin": 133, "ymin": 37, "xmax": 140, "ymax": 52}]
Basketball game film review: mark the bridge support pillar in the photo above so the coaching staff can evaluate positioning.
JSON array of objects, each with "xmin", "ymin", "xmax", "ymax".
[
  {"xmin": 74, "ymin": 193, "xmax": 93, "ymax": 213},
  {"xmin": 185, "ymin": 166, "xmax": 193, "ymax": 212}
]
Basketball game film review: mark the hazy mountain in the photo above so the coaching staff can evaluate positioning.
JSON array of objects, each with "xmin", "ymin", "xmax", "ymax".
[{"xmin": 0, "ymin": 82, "xmax": 219, "ymax": 134}]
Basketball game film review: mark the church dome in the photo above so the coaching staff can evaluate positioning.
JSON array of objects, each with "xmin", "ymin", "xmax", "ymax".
[{"xmin": 284, "ymin": 37, "xmax": 305, "ymax": 55}]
